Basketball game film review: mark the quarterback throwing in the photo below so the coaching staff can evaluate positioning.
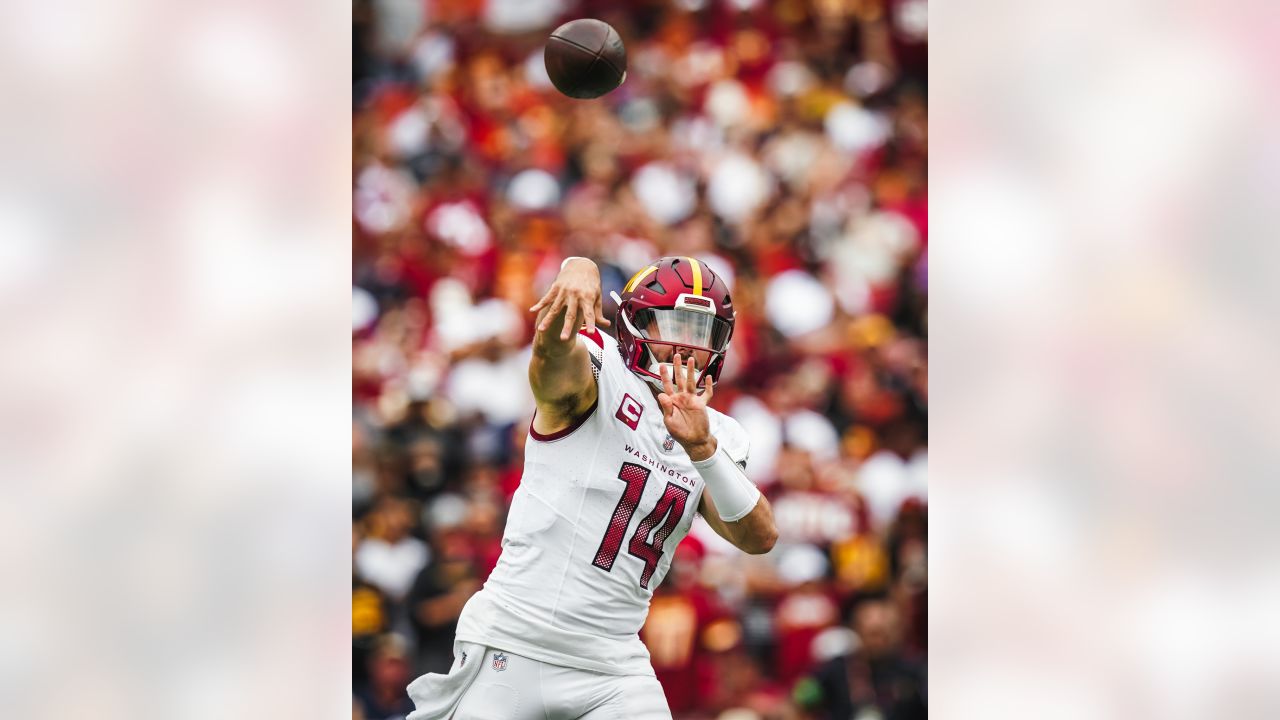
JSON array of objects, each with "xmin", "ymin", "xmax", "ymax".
[{"xmin": 408, "ymin": 256, "xmax": 778, "ymax": 719}]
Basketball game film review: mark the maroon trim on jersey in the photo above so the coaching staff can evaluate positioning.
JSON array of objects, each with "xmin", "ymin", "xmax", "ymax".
[
  {"xmin": 529, "ymin": 398, "xmax": 598, "ymax": 442},
  {"xmin": 578, "ymin": 327, "xmax": 603, "ymax": 347}
]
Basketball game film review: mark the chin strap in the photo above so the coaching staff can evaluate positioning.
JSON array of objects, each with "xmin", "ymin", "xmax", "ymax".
[
  {"xmin": 647, "ymin": 360, "xmax": 674, "ymax": 387},
  {"xmin": 641, "ymin": 372, "xmax": 666, "ymax": 392},
  {"xmin": 646, "ymin": 360, "xmax": 711, "ymax": 395}
]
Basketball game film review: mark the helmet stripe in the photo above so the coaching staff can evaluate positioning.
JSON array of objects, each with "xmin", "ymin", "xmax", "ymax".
[
  {"xmin": 686, "ymin": 257, "xmax": 703, "ymax": 296},
  {"xmin": 624, "ymin": 265, "xmax": 657, "ymax": 293}
]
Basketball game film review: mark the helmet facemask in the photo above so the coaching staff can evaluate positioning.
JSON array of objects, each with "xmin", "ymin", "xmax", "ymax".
[{"xmin": 617, "ymin": 293, "xmax": 732, "ymax": 393}]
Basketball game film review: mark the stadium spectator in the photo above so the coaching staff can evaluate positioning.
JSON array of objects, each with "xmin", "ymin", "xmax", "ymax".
[
  {"xmin": 355, "ymin": 497, "xmax": 430, "ymax": 603},
  {"xmin": 355, "ymin": 633, "xmax": 417, "ymax": 720},
  {"xmin": 795, "ymin": 597, "xmax": 926, "ymax": 720}
]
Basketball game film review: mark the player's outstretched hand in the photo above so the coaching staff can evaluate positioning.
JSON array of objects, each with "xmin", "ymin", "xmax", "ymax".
[
  {"xmin": 658, "ymin": 353, "xmax": 716, "ymax": 461},
  {"xmin": 530, "ymin": 258, "xmax": 611, "ymax": 341}
]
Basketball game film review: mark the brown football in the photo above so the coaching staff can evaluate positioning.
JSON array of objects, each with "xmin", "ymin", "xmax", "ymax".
[{"xmin": 544, "ymin": 19, "xmax": 627, "ymax": 100}]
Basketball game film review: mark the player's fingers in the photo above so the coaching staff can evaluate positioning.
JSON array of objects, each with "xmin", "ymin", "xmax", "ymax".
[
  {"xmin": 529, "ymin": 286, "xmax": 556, "ymax": 313},
  {"xmin": 673, "ymin": 352, "xmax": 684, "ymax": 390},
  {"xmin": 660, "ymin": 362, "xmax": 676, "ymax": 396},
  {"xmin": 684, "ymin": 355, "xmax": 697, "ymax": 394},
  {"xmin": 537, "ymin": 290, "xmax": 563, "ymax": 332},
  {"xmin": 561, "ymin": 297, "xmax": 580, "ymax": 340},
  {"xmin": 703, "ymin": 375, "xmax": 714, "ymax": 402},
  {"xmin": 537, "ymin": 289, "xmax": 563, "ymax": 326},
  {"xmin": 655, "ymin": 392, "xmax": 675, "ymax": 420},
  {"xmin": 581, "ymin": 298, "xmax": 597, "ymax": 335},
  {"xmin": 595, "ymin": 294, "xmax": 611, "ymax": 327}
]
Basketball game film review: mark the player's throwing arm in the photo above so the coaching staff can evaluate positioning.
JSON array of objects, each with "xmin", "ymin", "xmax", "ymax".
[{"xmin": 527, "ymin": 258, "xmax": 608, "ymax": 436}]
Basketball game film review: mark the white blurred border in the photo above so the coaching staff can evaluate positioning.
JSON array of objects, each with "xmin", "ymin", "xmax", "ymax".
[
  {"xmin": 933, "ymin": 0, "xmax": 1280, "ymax": 717},
  {"xmin": 0, "ymin": 0, "xmax": 351, "ymax": 717}
]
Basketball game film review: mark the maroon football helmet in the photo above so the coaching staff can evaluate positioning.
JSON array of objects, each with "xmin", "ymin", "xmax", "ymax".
[{"xmin": 610, "ymin": 257, "xmax": 735, "ymax": 392}]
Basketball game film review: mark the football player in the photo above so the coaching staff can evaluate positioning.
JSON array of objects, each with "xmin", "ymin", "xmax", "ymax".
[{"xmin": 408, "ymin": 257, "xmax": 778, "ymax": 719}]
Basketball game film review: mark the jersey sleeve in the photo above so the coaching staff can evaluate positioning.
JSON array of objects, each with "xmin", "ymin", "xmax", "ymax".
[
  {"xmin": 576, "ymin": 329, "xmax": 605, "ymax": 383},
  {"xmin": 713, "ymin": 413, "xmax": 752, "ymax": 472}
]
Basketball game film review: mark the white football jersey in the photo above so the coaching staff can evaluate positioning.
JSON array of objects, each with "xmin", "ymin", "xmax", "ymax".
[{"xmin": 454, "ymin": 329, "xmax": 750, "ymax": 677}]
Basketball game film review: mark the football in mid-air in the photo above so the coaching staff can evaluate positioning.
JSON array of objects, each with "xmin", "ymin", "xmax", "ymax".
[{"xmin": 544, "ymin": 19, "xmax": 627, "ymax": 99}]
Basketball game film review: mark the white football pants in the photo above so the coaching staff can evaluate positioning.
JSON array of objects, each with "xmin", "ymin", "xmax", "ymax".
[{"xmin": 407, "ymin": 641, "xmax": 672, "ymax": 720}]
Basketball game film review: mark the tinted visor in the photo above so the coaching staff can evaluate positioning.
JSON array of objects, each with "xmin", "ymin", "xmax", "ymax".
[{"xmin": 633, "ymin": 308, "xmax": 732, "ymax": 353}]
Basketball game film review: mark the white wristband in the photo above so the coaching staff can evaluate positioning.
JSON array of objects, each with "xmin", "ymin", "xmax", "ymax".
[
  {"xmin": 692, "ymin": 447, "xmax": 761, "ymax": 523},
  {"xmin": 561, "ymin": 256, "xmax": 588, "ymax": 271}
]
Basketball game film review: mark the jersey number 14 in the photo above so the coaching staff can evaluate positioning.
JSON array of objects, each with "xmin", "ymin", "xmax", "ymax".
[{"xmin": 591, "ymin": 462, "xmax": 691, "ymax": 589}]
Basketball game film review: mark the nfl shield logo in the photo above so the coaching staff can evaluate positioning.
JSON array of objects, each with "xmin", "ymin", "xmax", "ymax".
[
  {"xmin": 663, "ymin": 434, "xmax": 675, "ymax": 452},
  {"xmin": 492, "ymin": 652, "xmax": 508, "ymax": 672}
]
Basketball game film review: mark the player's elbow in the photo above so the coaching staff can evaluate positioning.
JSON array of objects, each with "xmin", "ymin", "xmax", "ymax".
[{"xmin": 742, "ymin": 525, "xmax": 778, "ymax": 555}]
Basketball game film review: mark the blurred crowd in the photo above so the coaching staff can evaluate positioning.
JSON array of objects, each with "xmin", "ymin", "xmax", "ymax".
[{"xmin": 353, "ymin": 0, "xmax": 926, "ymax": 718}]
